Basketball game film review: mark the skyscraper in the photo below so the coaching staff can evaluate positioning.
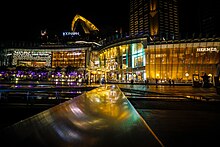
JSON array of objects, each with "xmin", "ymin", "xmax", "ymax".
[{"xmin": 129, "ymin": 0, "xmax": 179, "ymax": 40}]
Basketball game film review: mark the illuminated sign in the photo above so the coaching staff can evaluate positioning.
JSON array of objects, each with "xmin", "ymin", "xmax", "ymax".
[
  {"xmin": 196, "ymin": 47, "xmax": 219, "ymax": 53},
  {"xmin": 63, "ymin": 32, "xmax": 80, "ymax": 36}
]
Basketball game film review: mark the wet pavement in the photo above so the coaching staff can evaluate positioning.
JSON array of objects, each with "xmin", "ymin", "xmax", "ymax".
[
  {"xmin": 118, "ymin": 84, "xmax": 220, "ymax": 101},
  {"xmin": 1, "ymin": 82, "xmax": 220, "ymax": 146},
  {"xmin": 0, "ymin": 85, "xmax": 163, "ymax": 147},
  {"xmin": 118, "ymin": 84, "xmax": 220, "ymax": 147}
]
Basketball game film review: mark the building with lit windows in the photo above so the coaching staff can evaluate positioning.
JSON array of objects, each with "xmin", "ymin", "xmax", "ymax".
[
  {"xmin": 0, "ymin": 44, "xmax": 89, "ymax": 69},
  {"xmin": 129, "ymin": 0, "xmax": 179, "ymax": 40},
  {"xmin": 0, "ymin": 42, "xmax": 93, "ymax": 83},
  {"xmin": 95, "ymin": 37, "xmax": 220, "ymax": 84},
  {"xmin": 1, "ymin": 9, "xmax": 219, "ymax": 85},
  {"xmin": 0, "ymin": 38, "xmax": 220, "ymax": 84}
]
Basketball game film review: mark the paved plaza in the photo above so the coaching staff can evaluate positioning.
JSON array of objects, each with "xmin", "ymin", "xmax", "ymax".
[
  {"xmin": 119, "ymin": 84, "xmax": 220, "ymax": 147},
  {"xmin": 118, "ymin": 83, "xmax": 220, "ymax": 101},
  {"xmin": 1, "ymin": 82, "xmax": 220, "ymax": 146}
]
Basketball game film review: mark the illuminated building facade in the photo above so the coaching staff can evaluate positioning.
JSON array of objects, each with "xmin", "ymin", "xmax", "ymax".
[
  {"xmin": 98, "ymin": 38, "xmax": 148, "ymax": 83},
  {"xmin": 129, "ymin": 0, "xmax": 179, "ymax": 40},
  {"xmin": 0, "ymin": 38, "xmax": 219, "ymax": 84},
  {"xmin": 0, "ymin": 44, "xmax": 91, "ymax": 83},
  {"xmin": 51, "ymin": 50, "xmax": 86, "ymax": 68},
  {"xmin": 97, "ymin": 38, "xmax": 220, "ymax": 83},
  {"xmin": 2, "ymin": 47, "xmax": 89, "ymax": 69},
  {"xmin": 87, "ymin": 50, "xmax": 104, "ymax": 83},
  {"xmin": 145, "ymin": 41, "xmax": 219, "ymax": 83}
]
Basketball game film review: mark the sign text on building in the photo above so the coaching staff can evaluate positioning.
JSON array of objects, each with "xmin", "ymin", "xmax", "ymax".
[
  {"xmin": 196, "ymin": 47, "xmax": 219, "ymax": 53},
  {"xmin": 63, "ymin": 32, "xmax": 80, "ymax": 36}
]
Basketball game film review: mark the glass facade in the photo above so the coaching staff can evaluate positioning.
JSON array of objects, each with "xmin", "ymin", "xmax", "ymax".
[
  {"xmin": 98, "ymin": 43, "xmax": 146, "ymax": 83},
  {"xmin": 52, "ymin": 51, "xmax": 85, "ymax": 68},
  {"xmin": 132, "ymin": 43, "xmax": 145, "ymax": 68},
  {"xmin": 146, "ymin": 42, "xmax": 219, "ymax": 83},
  {"xmin": 97, "ymin": 40, "xmax": 220, "ymax": 83},
  {"xmin": 99, "ymin": 45, "xmax": 129, "ymax": 82}
]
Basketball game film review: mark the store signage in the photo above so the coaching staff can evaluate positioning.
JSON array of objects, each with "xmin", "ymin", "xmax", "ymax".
[
  {"xmin": 197, "ymin": 47, "xmax": 219, "ymax": 53},
  {"xmin": 63, "ymin": 32, "xmax": 80, "ymax": 36}
]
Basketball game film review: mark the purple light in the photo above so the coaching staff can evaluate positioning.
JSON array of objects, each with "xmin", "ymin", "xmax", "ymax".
[
  {"xmin": 57, "ymin": 72, "xmax": 61, "ymax": 77},
  {"xmin": 69, "ymin": 72, "xmax": 77, "ymax": 76}
]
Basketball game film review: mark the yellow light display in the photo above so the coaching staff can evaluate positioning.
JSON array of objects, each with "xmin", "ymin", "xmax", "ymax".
[{"xmin": 71, "ymin": 14, "xmax": 99, "ymax": 34}]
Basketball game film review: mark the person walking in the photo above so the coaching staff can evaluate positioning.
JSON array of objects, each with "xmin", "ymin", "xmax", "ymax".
[
  {"xmin": 131, "ymin": 79, "xmax": 134, "ymax": 85},
  {"xmin": 101, "ymin": 77, "xmax": 105, "ymax": 85},
  {"xmin": 169, "ymin": 79, "xmax": 172, "ymax": 86},
  {"xmin": 156, "ymin": 79, "xmax": 158, "ymax": 88},
  {"xmin": 172, "ymin": 79, "xmax": 175, "ymax": 86},
  {"xmin": 201, "ymin": 73, "xmax": 209, "ymax": 88},
  {"xmin": 145, "ymin": 78, "xmax": 149, "ymax": 88}
]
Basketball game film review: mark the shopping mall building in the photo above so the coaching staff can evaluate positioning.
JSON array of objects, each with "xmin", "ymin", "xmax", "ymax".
[
  {"xmin": 93, "ymin": 37, "xmax": 220, "ymax": 84},
  {"xmin": 0, "ymin": 37, "xmax": 220, "ymax": 84}
]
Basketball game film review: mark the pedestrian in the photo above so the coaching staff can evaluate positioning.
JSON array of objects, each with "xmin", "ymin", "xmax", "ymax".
[
  {"xmin": 85, "ymin": 78, "xmax": 88, "ymax": 85},
  {"xmin": 169, "ymin": 79, "xmax": 171, "ymax": 86},
  {"xmin": 201, "ymin": 73, "xmax": 209, "ymax": 88},
  {"xmin": 145, "ymin": 78, "xmax": 149, "ymax": 88},
  {"xmin": 131, "ymin": 79, "xmax": 134, "ymax": 85},
  {"xmin": 172, "ymin": 79, "xmax": 175, "ymax": 86},
  {"xmin": 101, "ymin": 77, "xmax": 105, "ymax": 84},
  {"xmin": 156, "ymin": 79, "xmax": 158, "ymax": 88}
]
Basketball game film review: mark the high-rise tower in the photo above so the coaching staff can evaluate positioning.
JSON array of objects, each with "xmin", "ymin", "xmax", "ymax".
[{"xmin": 129, "ymin": 0, "xmax": 179, "ymax": 40}]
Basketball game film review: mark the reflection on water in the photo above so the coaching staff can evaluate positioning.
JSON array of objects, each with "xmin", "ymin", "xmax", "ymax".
[{"xmin": 0, "ymin": 85, "xmax": 93, "ymax": 104}]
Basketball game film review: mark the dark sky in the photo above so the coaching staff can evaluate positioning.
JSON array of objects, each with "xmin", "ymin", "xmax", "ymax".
[
  {"xmin": 0, "ymin": 0, "xmax": 206, "ymax": 41},
  {"xmin": 0, "ymin": 0, "xmax": 129, "ymax": 41},
  {"xmin": 179, "ymin": 0, "xmax": 201, "ymax": 35}
]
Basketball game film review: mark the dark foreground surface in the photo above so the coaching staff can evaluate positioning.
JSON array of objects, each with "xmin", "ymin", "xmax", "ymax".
[
  {"xmin": 0, "ymin": 105, "xmax": 50, "ymax": 129},
  {"xmin": 129, "ymin": 99, "xmax": 220, "ymax": 147},
  {"xmin": 1, "ymin": 83, "xmax": 220, "ymax": 147},
  {"xmin": 1, "ymin": 99, "xmax": 220, "ymax": 147},
  {"xmin": 0, "ymin": 85, "xmax": 163, "ymax": 147}
]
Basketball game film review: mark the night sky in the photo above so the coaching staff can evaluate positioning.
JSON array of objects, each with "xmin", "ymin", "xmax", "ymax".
[
  {"xmin": 0, "ymin": 0, "xmax": 129, "ymax": 41},
  {"xmin": 0, "ymin": 0, "xmax": 204, "ymax": 41}
]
